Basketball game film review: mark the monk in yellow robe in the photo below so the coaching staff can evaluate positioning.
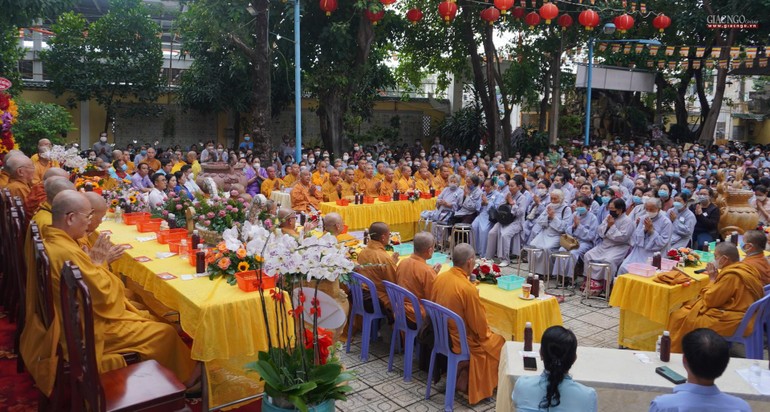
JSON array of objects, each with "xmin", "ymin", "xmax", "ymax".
[
  {"xmin": 24, "ymin": 167, "xmax": 69, "ymax": 221},
  {"xmin": 41, "ymin": 191, "xmax": 198, "ymax": 385},
  {"xmin": 667, "ymin": 242, "xmax": 763, "ymax": 353},
  {"xmin": 321, "ymin": 169, "xmax": 344, "ymax": 202},
  {"xmin": 5, "ymin": 153, "xmax": 34, "ymax": 200},
  {"xmin": 396, "ymin": 232, "xmax": 441, "ymax": 324},
  {"xmin": 323, "ymin": 212, "xmax": 358, "ymax": 248},
  {"xmin": 354, "ymin": 159, "xmax": 367, "ymax": 183},
  {"xmin": 0, "ymin": 149, "xmax": 24, "ymax": 187},
  {"xmin": 283, "ymin": 164, "xmax": 301, "ymax": 187},
  {"xmin": 397, "ymin": 166, "xmax": 413, "ymax": 193},
  {"xmin": 357, "ymin": 164, "xmax": 380, "ymax": 198},
  {"xmin": 431, "ymin": 243, "xmax": 505, "ymax": 405},
  {"xmin": 290, "ymin": 170, "xmax": 322, "ymax": 212},
  {"xmin": 30, "ymin": 138, "xmax": 60, "ymax": 185},
  {"xmin": 339, "ymin": 168, "xmax": 356, "ymax": 199},
  {"xmin": 414, "ymin": 166, "xmax": 434, "ymax": 193},
  {"xmin": 378, "ymin": 168, "xmax": 396, "ymax": 197},
  {"xmin": 356, "ymin": 222, "xmax": 398, "ymax": 310},
  {"xmin": 740, "ymin": 230, "xmax": 770, "ymax": 285},
  {"xmin": 260, "ymin": 166, "xmax": 283, "ymax": 199},
  {"xmin": 433, "ymin": 166, "xmax": 451, "ymax": 191},
  {"xmin": 311, "ymin": 160, "xmax": 329, "ymax": 186}
]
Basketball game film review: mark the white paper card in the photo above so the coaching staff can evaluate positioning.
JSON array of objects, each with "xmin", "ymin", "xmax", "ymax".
[
  {"xmin": 736, "ymin": 368, "xmax": 770, "ymax": 394},
  {"xmin": 155, "ymin": 252, "xmax": 176, "ymax": 259},
  {"xmin": 518, "ymin": 351, "xmax": 539, "ymax": 358},
  {"xmin": 136, "ymin": 235, "xmax": 157, "ymax": 242},
  {"xmin": 634, "ymin": 353, "xmax": 652, "ymax": 363}
]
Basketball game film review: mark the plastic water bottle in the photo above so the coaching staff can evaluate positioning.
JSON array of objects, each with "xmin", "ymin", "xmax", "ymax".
[
  {"xmin": 750, "ymin": 361, "xmax": 762, "ymax": 387},
  {"xmin": 179, "ymin": 239, "xmax": 188, "ymax": 259},
  {"xmin": 114, "ymin": 206, "xmax": 122, "ymax": 223}
]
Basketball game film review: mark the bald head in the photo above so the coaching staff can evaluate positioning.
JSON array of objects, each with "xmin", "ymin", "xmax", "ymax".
[
  {"xmin": 323, "ymin": 212, "xmax": 343, "ymax": 236},
  {"xmin": 451, "ymin": 243, "xmax": 475, "ymax": 268},
  {"xmin": 368, "ymin": 222, "xmax": 390, "ymax": 243},
  {"xmin": 3, "ymin": 149, "xmax": 24, "ymax": 170},
  {"xmin": 6, "ymin": 154, "xmax": 33, "ymax": 181},
  {"xmin": 51, "ymin": 191, "xmax": 91, "ymax": 240},
  {"xmin": 84, "ymin": 192, "xmax": 108, "ymax": 232},
  {"xmin": 44, "ymin": 177, "xmax": 75, "ymax": 203},
  {"xmin": 413, "ymin": 231, "xmax": 435, "ymax": 256},
  {"xmin": 43, "ymin": 167, "xmax": 69, "ymax": 181}
]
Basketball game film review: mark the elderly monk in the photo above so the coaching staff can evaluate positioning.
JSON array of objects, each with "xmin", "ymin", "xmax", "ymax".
[
  {"xmin": 397, "ymin": 165, "xmax": 413, "ymax": 192},
  {"xmin": 290, "ymin": 169, "xmax": 322, "ymax": 212},
  {"xmin": 24, "ymin": 167, "xmax": 69, "ymax": 220},
  {"xmin": 321, "ymin": 169, "xmax": 344, "ymax": 202},
  {"xmin": 312, "ymin": 160, "xmax": 329, "ymax": 186},
  {"xmin": 339, "ymin": 168, "xmax": 356, "ymax": 198},
  {"xmin": 356, "ymin": 222, "xmax": 399, "ymax": 311},
  {"xmin": 5, "ymin": 153, "xmax": 35, "ymax": 200},
  {"xmin": 260, "ymin": 166, "xmax": 283, "ymax": 199},
  {"xmin": 30, "ymin": 138, "xmax": 60, "ymax": 185},
  {"xmin": 739, "ymin": 230, "xmax": 770, "ymax": 285},
  {"xmin": 354, "ymin": 159, "xmax": 368, "ymax": 182},
  {"xmin": 667, "ymin": 242, "xmax": 763, "ymax": 353},
  {"xmin": 431, "ymin": 243, "xmax": 505, "ymax": 404},
  {"xmin": 378, "ymin": 167, "xmax": 397, "ymax": 197},
  {"xmin": 433, "ymin": 165, "xmax": 451, "ymax": 191},
  {"xmin": 281, "ymin": 163, "xmax": 298, "ymax": 187},
  {"xmin": 357, "ymin": 163, "xmax": 380, "ymax": 198},
  {"xmin": 0, "ymin": 149, "xmax": 25, "ymax": 186},
  {"xmin": 396, "ymin": 231, "xmax": 442, "ymax": 324},
  {"xmin": 414, "ymin": 166, "xmax": 434, "ymax": 193},
  {"xmin": 323, "ymin": 212, "xmax": 358, "ymax": 247},
  {"xmin": 40, "ymin": 191, "xmax": 198, "ymax": 385},
  {"xmin": 19, "ymin": 177, "xmax": 76, "ymax": 396}
]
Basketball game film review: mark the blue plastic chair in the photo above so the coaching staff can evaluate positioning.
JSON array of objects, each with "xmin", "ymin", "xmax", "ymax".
[
  {"xmin": 383, "ymin": 281, "xmax": 423, "ymax": 382},
  {"xmin": 725, "ymin": 293, "xmax": 770, "ymax": 359},
  {"xmin": 421, "ymin": 299, "xmax": 470, "ymax": 412},
  {"xmin": 764, "ymin": 284, "xmax": 770, "ymax": 295},
  {"xmin": 345, "ymin": 272, "xmax": 387, "ymax": 362}
]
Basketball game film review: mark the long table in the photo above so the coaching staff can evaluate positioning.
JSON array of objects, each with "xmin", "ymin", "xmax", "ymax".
[
  {"xmin": 497, "ymin": 341, "xmax": 770, "ymax": 412},
  {"xmin": 100, "ymin": 220, "xmax": 291, "ymax": 409},
  {"xmin": 320, "ymin": 198, "xmax": 436, "ymax": 241}
]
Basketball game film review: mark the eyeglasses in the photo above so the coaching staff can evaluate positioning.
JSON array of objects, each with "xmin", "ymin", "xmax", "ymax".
[{"xmin": 68, "ymin": 210, "xmax": 94, "ymax": 220}]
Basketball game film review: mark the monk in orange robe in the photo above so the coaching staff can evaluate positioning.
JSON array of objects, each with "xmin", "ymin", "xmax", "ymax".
[
  {"xmin": 5, "ymin": 153, "xmax": 34, "ymax": 200},
  {"xmin": 24, "ymin": 167, "xmax": 69, "ymax": 220},
  {"xmin": 38, "ymin": 191, "xmax": 198, "ymax": 387},
  {"xmin": 667, "ymin": 242, "xmax": 763, "ymax": 353},
  {"xmin": 397, "ymin": 166, "xmax": 413, "ymax": 193},
  {"xmin": 0, "ymin": 149, "xmax": 24, "ymax": 187},
  {"xmin": 260, "ymin": 166, "xmax": 283, "ymax": 199},
  {"xmin": 356, "ymin": 222, "xmax": 398, "ymax": 311},
  {"xmin": 290, "ymin": 169, "xmax": 322, "ymax": 212},
  {"xmin": 431, "ymin": 243, "xmax": 505, "ymax": 405},
  {"xmin": 311, "ymin": 160, "xmax": 329, "ymax": 186},
  {"xmin": 339, "ymin": 168, "xmax": 356, "ymax": 199},
  {"xmin": 396, "ymin": 232, "xmax": 441, "ymax": 324},
  {"xmin": 433, "ymin": 165, "xmax": 451, "ymax": 191},
  {"xmin": 378, "ymin": 168, "xmax": 396, "ymax": 197},
  {"xmin": 357, "ymin": 163, "xmax": 380, "ymax": 198},
  {"xmin": 283, "ymin": 164, "xmax": 300, "ymax": 187},
  {"xmin": 30, "ymin": 138, "xmax": 60, "ymax": 185},
  {"xmin": 740, "ymin": 230, "xmax": 770, "ymax": 285},
  {"xmin": 321, "ymin": 169, "xmax": 343, "ymax": 202},
  {"xmin": 414, "ymin": 166, "xmax": 435, "ymax": 193}
]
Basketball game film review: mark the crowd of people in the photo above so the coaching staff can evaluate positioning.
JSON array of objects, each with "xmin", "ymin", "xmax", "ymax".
[{"xmin": 2, "ymin": 131, "xmax": 769, "ymax": 411}]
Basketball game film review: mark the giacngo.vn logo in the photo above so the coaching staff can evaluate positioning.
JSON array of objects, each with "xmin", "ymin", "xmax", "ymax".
[{"xmin": 706, "ymin": 15, "xmax": 759, "ymax": 29}]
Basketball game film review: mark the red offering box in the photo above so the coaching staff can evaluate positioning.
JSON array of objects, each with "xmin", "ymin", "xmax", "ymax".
[
  {"xmin": 363, "ymin": 196, "xmax": 375, "ymax": 204},
  {"xmin": 136, "ymin": 218, "xmax": 163, "ymax": 233},
  {"xmin": 168, "ymin": 236, "xmax": 194, "ymax": 254},
  {"xmin": 235, "ymin": 270, "xmax": 276, "ymax": 292},
  {"xmin": 419, "ymin": 193, "xmax": 432, "ymax": 199},
  {"xmin": 399, "ymin": 194, "xmax": 408, "ymax": 200},
  {"xmin": 123, "ymin": 212, "xmax": 151, "ymax": 225},
  {"xmin": 336, "ymin": 199, "xmax": 350, "ymax": 206},
  {"xmin": 377, "ymin": 195, "xmax": 391, "ymax": 202},
  {"xmin": 157, "ymin": 228, "xmax": 188, "ymax": 244}
]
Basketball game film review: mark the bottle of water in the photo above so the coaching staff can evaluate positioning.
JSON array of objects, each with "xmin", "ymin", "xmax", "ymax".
[
  {"xmin": 114, "ymin": 206, "xmax": 122, "ymax": 223},
  {"xmin": 750, "ymin": 361, "xmax": 762, "ymax": 387}
]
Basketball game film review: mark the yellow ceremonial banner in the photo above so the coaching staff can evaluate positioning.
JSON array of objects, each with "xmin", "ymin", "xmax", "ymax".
[
  {"xmin": 623, "ymin": 44, "xmax": 631, "ymax": 54},
  {"xmin": 696, "ymin": 47, "xmax": 705, "ymax": 57},
  {"xmin": 635, "ymin": 44, "xmax": 644, "ymax": 54},
  {"xmin": 712, "ymin": 47, "xmax": 722, "ymax": 58},
  {"xmin": 668, "ymin": 61, "xmax": 677, "ymax": 70},
  {"xmin": 622, "ymin": 0, "xmax": 627, "ymax": 8},
  {"xmin": 640, "ymin": 3, "xmax": 646, "ymax": 13},
  {"xmin": 719, "ymin": 59, "xmax": 728, "ymax": 68},
  {"xmin": 649, "ymin": 45, "xmax": 659, "ymax": 55},
  {"xmin": 665, "ymin": 46, "xmax": 675, "ymax": 56},
  {"xmin": 599, "ymin": 43, "xmax": 608, "ymax": 51},
  {"xmin": 745, "ymin": 59, "xmax": 754, "ymax": 68},
  {"xmin": 631, "ymin": 2, "xmax": 636, "ymax": 11},
  {"xmin": 746, "ymin": 47, "xmax": 758, "ymax": 59},
  {"xmin": 681, "ymin": 59, "xmax": 689, "ymax": 69},
  {"xmin": 679, "ymin": 46, "xmax": 690, "ymax": 57},
  {"xmin": 612, "ymin": 44, "xmax": 621, "ymax": 53},
  {"xmin": 658, "ymin": 60, "xmax": 666, "ymax": 69},
  {"xmin": 705, "ymin": 59, "xmax": 715, "ymax": 69},
  {"xmin": 759, "ymin": 57, "xmax": 768, "ymax": 68},
  {"xmin": 732, "ymin": 59, "xmax": 742, "ymax": 69},
  {"xmin": 730, "ymin": 46, "xmax": 741, "ymax": 59},
  {"xmin": 693, "ymin": 59, "xmax": 702, "ymax": 69}
]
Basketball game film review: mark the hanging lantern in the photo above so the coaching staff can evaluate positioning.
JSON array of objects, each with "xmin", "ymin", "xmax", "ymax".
[
  {"xmin": 438, "ymin": 1, "xmax": 458, "ymax": 23},
  {"xmin": 557, "ymin": 14, "xmax": 573, "ymax": 31},
  {"xmin": 539, "ymin": 3, "xmax": 559, "ymax": 24},
  {"xmin": 319, "ymin": 0, "xmax": 337, "ymax": 16},
  {"xmin": 652, "ymin": 13, "xmax": 672, "ymax": 33},
  {"xmin": 524, "ymin": 11, "xmax": 541, "ymax": 29},
  {"xmin": 480, "ymin": 7, "xmax": 501, "ymax": 26},
  {"xmin": 494, "ymin": 0, "xmax": 514, "ymax": 15},
  {"xmin": 511, "ymin": 7, "xmax": 525, "ymax": 20},
  {"xmin": 578, "ymin": 9, "xmax": 600, "ymax": 31},
  {"xmin": 406, "ymin": 8, "xmax": 423, "ymax": 25},
  {"xmin": 380, "ymin": 0, "xmax": 396, "ymax": 5},
  {"xmin": 365, "ymin": 9, "xmax": 385, "ymax": 25},
  {"xmin": 614, "ymin": 13, "xmax": 635, "ymax": 33}
]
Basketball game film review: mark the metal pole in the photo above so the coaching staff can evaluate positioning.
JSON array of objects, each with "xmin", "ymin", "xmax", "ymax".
[
  {"xmin": 583, "ymin": 37, "xmax": 594, "ymax": 147},
  {"xmin": 294, "ymin": 0, "xmax": 302, "ymax": 164}
]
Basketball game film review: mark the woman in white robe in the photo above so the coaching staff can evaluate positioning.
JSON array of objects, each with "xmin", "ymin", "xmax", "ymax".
[
  {"xmin": 472, "ymin": 179, "xmax": 505, "ymax": 256},
  {"xmin": 583, "ymin": 198, "xmax": 634, "ymax": 292},
  {"xmin": 528, "ymin": 189, "xmax": 572, "ymax": 277},
  {"xmin": 552, "ymin": 196, "xmax": 599, "ymax": 279},
  {"xmin": 618, "ymin": 197, "xmax": 673, "ymax": 274}
]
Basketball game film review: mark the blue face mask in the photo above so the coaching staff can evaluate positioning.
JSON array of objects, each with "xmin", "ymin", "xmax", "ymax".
[
  {"xmin": 460, "ymin": 156, "xmax": 466, "ymax": 161},
  {"xmin": 576, "ymin": 206, "xmax": 588, "ymax": 215},
  {"xmin": 632, "ymin": 196, "xmax": 642, "ymax": 205},
  {"xmin": 601, "ymin": 196, "xmax": 611, "ymax": 205},
  {"xmin": 498, "ymin": 179, "xmax": 506, "ymax": 188},
  {"xmin": 615, "ymin": 171, "xmax": 623, "ymax": 177},
  {"xmin": 673, "ymin": 201, "xmax": 684, "ymax": 210},
  {"xmin": 652, "ymin": 151, "xmax": 658, "ymax": 156},
  {"xmin": 121, "ymin": 164, "xmax": 128, "ymax": 171},
  {"xmin": 681, "ymin": 188, "xmax": 691, "ymax": 196},
  {"xmin": 665, "ymin": 171, "xmax": 674, "ymax": 177},
  {"xmin": 597, "ymin": 180, "xmax": 606, "ymax": 187},
  {"xmin": 658, "ymin": 190, "xmax": 669, "ymax": 198},
  {"xmin": 141, "ymin": 150, "xmax": 147, "ymax": 155}
]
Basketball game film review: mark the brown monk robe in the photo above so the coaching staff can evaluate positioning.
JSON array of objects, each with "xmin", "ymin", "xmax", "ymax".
[
  {"xmin": 38, "ymin": 192, "xmax": 197, "ymax": 386},
  {"xmin": 290, "ymin": 170, "xmax": 322, "ymax": 212},
  {"xmin": 431, "ymin": 243, "xmax": 505, "ymax": 405},
  {"xmin": 5, "ymin": 153, "xmax": 34, "ymax": 200},
  {"xmin": 395, "ymin": 231, "xmax": 441, "ymax": 324},
  {"xmin": 740, "ymin": 230, "xmax": 770, "ymax": 285},
  {"xmin": 24, "ymin": 167, "xmax": 69, "ymax": 220},
  {"xmin": 667, "ymin": 243, "xmax": 764, "ymax": 353},
  {"xmin": 356, "ymin": 222, "xmax": 399, "ymax": 313},
  {"xmin": 0, "ymin": 149, "xmax": 24, "ymax": 187}
]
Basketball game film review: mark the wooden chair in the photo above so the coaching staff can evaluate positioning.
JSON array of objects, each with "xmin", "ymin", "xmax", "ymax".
[
  {"xmin": 59, "ymin": 261, "xmax": 187, "ymax": 412},
  {"xmin": 0, "ymin": 189, "xmax": 13, "ymax": 314},
  {"xmin": 9, "ymin": 206, "xmax": 28, "ymax": 372}
]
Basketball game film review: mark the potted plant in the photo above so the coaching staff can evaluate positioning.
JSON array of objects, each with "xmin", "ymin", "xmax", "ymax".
[
  {"xmin": 192, "ymin": 191, "xmax": 249, "ymax": 243},
  {"xmin": 151, "ymin": 190, "xmax": 195, "ymax": 228}
]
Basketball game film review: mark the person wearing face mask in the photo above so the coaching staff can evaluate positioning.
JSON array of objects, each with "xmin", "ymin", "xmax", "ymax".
[
  {"xmin": 593, "ymin": 188, "xmax": 615, "ymax": 224},
  {"xmin": 552, "ymin": 196, "xmax": 599, "ymax": 281},
  {"xmin": 618, "ymin": 197, "xmax": 673, "ymax": 275},
  {"xmin": 690, "ymin": 188, "xmax": 720, "ymax": 245},
  {"xmin": 109, "ymin": 159, "xmax": 129, "ymax": 181},
  {"xmin": 451, "ymin": 175, "xmax": 483, "ymax": 224},
  {"xmin": 238, "ymin": 133, "xmax": 253, "ymax": 152},
  {"xmin": 523, "ymin": 180, "xmax": 550, "ymax": 244},
  {"xmin": 92, "ymin": 132, "xmax": 112, "ymax": 163},
  {"xmin": 528, "ymin": 189, "xmax": 573, "ymax": 277},
  {"xmin": 583, "ymin": 199, "xmax": 634, "ymax": 294},
  {"xmin": 421, "ymin": 174, "xmax": 463, "ymax": 223},
  {"xmin": 667, "ymin": 194, "xmax": 696, "ymax": 249},
  {"xmin": 666, "ymin": 242, "xmax": 763, "ymax": 353},
  {"xmin": 472, "ymin": 178, "xmax": 506, "ymax": 256},
  {"xmin": 751, "ymin": 185, "xmax": 770, "ymax": 225},
  {"xmin": 242, "ymin": 159, "xmax": 260, "ymax": 197},
  {"xmin": 656, "ymin": 182, "xmax": 674, "ymax": 211},
  {"xmin": 30, "ymin": 138, "xmax": 60, "ymax": 185},
  {"xmin": 200, "ymin": 141, "xmax": 219, "ymax": 163},
  {"xmin": 485, "ymin": 176, "xmax": 531, "ymax": 267}
]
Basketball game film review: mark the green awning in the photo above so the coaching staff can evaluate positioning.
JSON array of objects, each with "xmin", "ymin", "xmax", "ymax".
[{"xmin": 732, "ymin": 113, "xmax": 766, "ymax": 121}]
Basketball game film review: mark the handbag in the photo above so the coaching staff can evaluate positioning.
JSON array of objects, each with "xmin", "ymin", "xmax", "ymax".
[{"xmin": 559, "ymin": 234, "xmax": 580, "ymax": 251}]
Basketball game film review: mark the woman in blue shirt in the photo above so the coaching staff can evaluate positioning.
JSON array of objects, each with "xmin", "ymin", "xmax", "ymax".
[{"xmin": 513, "ymin": 326, "xmax": 597, "ymax": 412}]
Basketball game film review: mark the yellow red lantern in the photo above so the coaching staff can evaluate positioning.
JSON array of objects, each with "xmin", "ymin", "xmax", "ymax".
[
  {"xmin": 319, "ymin": 0, "xmax": 337, "ymax": 16},
  {"xmin": 557, "ymin": 14, "xmax": 573, "ymax": 31},
  {"xmin": 438, "ymin": 1, "xmax": 458, "ymax": 23},
  {"xmin": 480, "ymin": 7, "xmax": 501, "ymax": 26},
  {"xmin": 614, "ymin": 13, "xmax": 635, "ymax": 33},
  {"xmin": 365, "ymin": 9, "xmax": 385, "ymax": 25},
  {"xmin": 494, "ymin": 0, "xmax": 514, "ymax": 15},
  {"xmin": 406, "ymin": 8, "xmax": 423, "ymax": 25},
  {"xmin": 652, "ymin": 13, "xmax": 671, "ymax": 33},
  {"xmin": 524, "ymin": 11, "xmax": 541, "ymax": 29},
  {"xmin": 578, "ymin": 9, "xmax": 600, "ymax": 30},
  {"xmin": 539, "ymin": 3, "xmax": 559, "ymax": 24}
]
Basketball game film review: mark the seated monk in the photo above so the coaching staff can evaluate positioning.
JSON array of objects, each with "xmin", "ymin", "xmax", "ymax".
[
  {"xmin": 25, "ymin": 167, "xmax": 69, "ymax": 221},
  {"xmin": 667, "ymin": 242, "xmax": 764, "ymax": 353},
  {"xmin": 323, "ymin": 212, "xmax": 358, "ymax": 248},
  {"xmin": 40, "ymin": 191, "xmax": 199, "ymax": 388},
  {"xmin": 5, "ymin": 153, "xmax": 35, "ymax": 200},
  {"xmin": 740, "ymin": 230, "xmax": 770, "ymax": 285},
  {"xmin": 321, "ymin": 169, "xmax": 344, "ymax": 202},
  {"xmin": 431, "ymin": 243, "xmax": 505, "ymax": 404},
  {"xmin": 396, "ymin": 231, "xmax": 442, "ymax": 325},
  {"xmin": 0, "ymin": 149, "xmax": 25, "ymax": 187},
  {"xmin": 356, "ymin": 222, "xmax": 398, "ymax": 312},
  {"xmin": 277, "ymin": 207, "xmax": 317, "ymax": 238},
  {"xmin": 290, "ymin": 169, "xmax": 322, "ymax": 212},
  {"xmin": 31, "ymin": 138, "xmax": 59, "ymax": 185}
]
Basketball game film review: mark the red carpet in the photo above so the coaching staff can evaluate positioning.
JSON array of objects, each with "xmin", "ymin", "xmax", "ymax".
[{"xmin": 0, "ymin": 310, "xmax": 261, "ymax": 412}]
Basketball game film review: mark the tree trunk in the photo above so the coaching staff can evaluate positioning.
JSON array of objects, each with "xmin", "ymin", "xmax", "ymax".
[
  {"xmin": 459, "ymin": 6, "xmax": 495, "ymax": 152},
  {"xmin": 548, "ymin": 40, "xmax": 563, "ymax": 144},
  {"xmin": 539, "ymin": 66, "xmax": 550, "ymax": 133},
  {"xmin": 318, "ymin": 91, "xmax": 344, "ymax": 157},
  {"xmin": 250, "ymin": 0, "xmax": 271, "ymax": 155},
  {"xmin": 699, "ymin": 29, "xmax": 736, "ymax": 144},
  {"xmin": 482, "ymin": 24, "xmax": 502, "ymax": 154}
]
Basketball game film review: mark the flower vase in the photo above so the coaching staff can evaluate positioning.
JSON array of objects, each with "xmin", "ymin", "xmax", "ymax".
[
  {"xmin": 718, "ymin": 189, "xmax": 759, "ymax": 237},
  {"xmin": 262, "ymin": 397, "xmax": 335, "ymax": 412}
]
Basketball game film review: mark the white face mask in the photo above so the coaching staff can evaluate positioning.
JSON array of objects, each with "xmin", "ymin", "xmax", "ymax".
[
  {"xmin": 648, "ymin": 211, "xmax": 659, "ymax": 220},
  {"xmin": 100, "ymin": 136, "xmax": 107, "ymax": 143},
  {"xmin": 343, "ymin": 155, "xmax": 349, "ymax": 161},
  {"xmin": 254, "ymin": 163, "xmax": 260, "ymax": 168}
]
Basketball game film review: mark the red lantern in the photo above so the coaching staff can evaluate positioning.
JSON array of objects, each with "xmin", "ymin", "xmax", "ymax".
[
  {"xmin": 614, "ymin": 13, "xmax": 635, "ymax": 33},
  {"xmin": 438, "ymin": 1, "xmax": 458, "ymax": 23},
  {"xmin": 524, "ymin": 11, "xmax": 541, "ymax": 29},
  {"xmin": 652, "ymin": 13, "xmax": 671, "ymax": 33},
  {"xmin": 406, "ymin": 8, "xmax": 423, "ymax": 25},
  {"xmin": 539, "ymin": 3, "xmax": 559, "ymax": 24},
  {"xmin": 319, "ymin": 0, "xmax": 337, "ymax": 16},
  {"xmin": 494, "ymin": 0, "xmax": 514, "ymax": 15},
  {"xmin": 578, "ymin": 9, "xmax": 600, "ymax": 31},
  {"xmin": 480, "ymin": 7, "xmax": 501, "ymax": 26},
  {"xmin": 511, "ymin": 7, "xmax": 525, "ymax": 20},
  {"xmin": 380, "ymin": 0, "xmax": 396, "ymax": 5},
  {"xmin": 365, "ymin": 9, "xmax": 385, "ymax": 25},
  {"xmin": 557, "ymin": 14, "xmax": 573, "ymax": 31}
]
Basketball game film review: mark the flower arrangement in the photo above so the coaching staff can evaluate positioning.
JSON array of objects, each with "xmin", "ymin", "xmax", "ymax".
[
  {"xmin": 0, "ymin": 91, "xmax": 18, "ymax": 156},
  {"xmin": 406, "ymin": 189, "xmax": 422, "ymax": 203},
  {"xmin": 472, "ymin": 258, "xmax": 502, "ymax": 283},
  {"xmin": 46, "ymin": 144, "xmax": 87, "ymax": 171},
  {"xmin": 151, "ymin": 190, "xmax": 195, "ymax": 228},
  {"xmin": 193, "ymin": 191, "xmax": 248, "ymax": 234},
  {"xmin": 666, "ymin": 248, "xmax": 701, "ymax": 267},
  {"xmin": 103, "ymin": 187, "xmax": 148, "ymax": 213},
  {"xmin": 75, "ymin": 175, "xmax": 104, "ymax": 191}
]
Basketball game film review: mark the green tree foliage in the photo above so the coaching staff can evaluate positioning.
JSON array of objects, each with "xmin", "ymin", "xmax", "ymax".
[
  {"xmin": 0, "ymin": 0, "xmax": 72, "ymax": 27},
  {"xmin": 438, "ymin": 103, "xmax": 485, "ymax": 154},
  {"xmin": 0, "ymin": 26, "xmax": 24, "ymax": 96},
  {"xmin": 42, "ymin": 0, "xmax": 163, "ymax": 131},
  {"xmin": 12, "ymin": 100, "xmax": 73, "ymax": 153}
]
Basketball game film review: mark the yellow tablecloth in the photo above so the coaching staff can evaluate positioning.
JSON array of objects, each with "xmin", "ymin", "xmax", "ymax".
[
  {"xmin": 320, "ymin": 198, "xmax": 436, "ymax": 241},
  {"xmin": 100, "ymin": 220, "xmax": 293, "ymax": 409}
]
